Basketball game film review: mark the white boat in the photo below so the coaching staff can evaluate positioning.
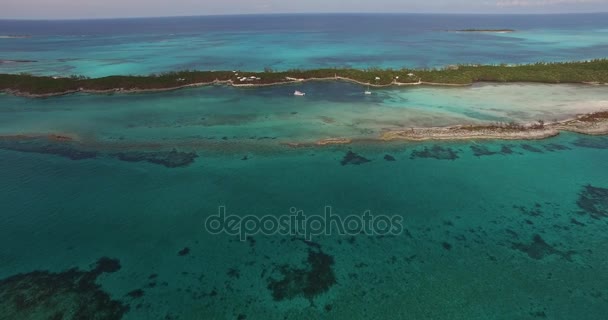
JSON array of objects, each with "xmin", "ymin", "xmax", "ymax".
[
  {"xmin": 294, "ymin": 90, "xmax": 306, "ymax": 96},
  {"xmin": 364, "ymin": 86, "xmax": 372, "ymax": 95}
]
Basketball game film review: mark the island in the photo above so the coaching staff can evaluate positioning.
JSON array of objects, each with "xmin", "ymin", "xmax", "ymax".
[
  {"xmin": 452, "ymin": 29, "xmax": 515, "ymax": 33},
  {"xmin": 0, "ymin": 59, "xmax": 37, "ymax": 64},
  {"xmin": 0, "ymin": 35, "xmax": 32, "ymax": 39},
  {"xmin": 1, "ymin": 59, "xmax": 607, "ymax": 97}
]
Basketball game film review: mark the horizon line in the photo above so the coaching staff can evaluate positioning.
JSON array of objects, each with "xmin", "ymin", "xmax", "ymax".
[{"xmin": 2, "ymin": 11, "xmax": 608, "ymax": 21}]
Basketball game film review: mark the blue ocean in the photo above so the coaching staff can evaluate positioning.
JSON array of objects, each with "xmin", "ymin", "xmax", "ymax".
[
  {"xmin": 1, "ymin": 14, "xmax": 608, "ymax": 320},
  {"xmin": 2, "ymin": 13, "xmax": 608, "ymax": 76}
]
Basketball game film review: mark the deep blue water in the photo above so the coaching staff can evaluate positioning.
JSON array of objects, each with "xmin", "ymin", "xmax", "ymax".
[
  {"xmin": 1, "ymin": 13, "xmax": 608, "ymax": 76},
  {"xmin": 2, "ymin": 13, "xmax": 607, "ymax": 35}
]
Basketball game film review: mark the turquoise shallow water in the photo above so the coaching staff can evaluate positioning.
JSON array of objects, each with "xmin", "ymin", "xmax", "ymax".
[
  {"xmin": 1, "ymin": 132, "xmax": 608, "ymax": 319},
  {"xmin": 0, "ymin": 82, "xmax": 607, "ymax": 146},
  {"xmin": 2, "ymin": 13, "xmax": 608, "ymax": 320},
  {"xmin": 0, "ymin": 81, "xmax": 608, "ymax": 319}
]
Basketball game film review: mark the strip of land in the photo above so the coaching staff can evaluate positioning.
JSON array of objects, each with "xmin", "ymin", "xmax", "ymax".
[
  {"xmin": 451, "ymin": 29, "xmax": 515, "ymax": 33},
  {"xmin": 1, "ymin": 59, "xmax": 608, "ymax": 97},
  {"xmin": 376, "ymin": 111, "xmax": 608, "ymax": 141},
  {"xmin": 289, "ymin": 112, "xmax": 608, "ymax": 146},
  {"xmin": 1, "ymin": 112, "xmax": 607, "ymax": 157}
]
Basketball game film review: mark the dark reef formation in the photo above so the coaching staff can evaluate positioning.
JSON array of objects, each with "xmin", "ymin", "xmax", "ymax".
[
  {"xmin": 521, "ymin": 144, "xmax": 544, "ymax": 153},
  {"xmin": 384, "ymin": 154, "xmax": 396, "ymax": 161},
  {"xmin": 410, "ymin": 145, "xmax": 459, "ymax": 160},
  {"xmin": 340, "ymin": 151, "xmax": 371, "ymax": 166},
  {"xmin": 112, "ymin": 149, "xmax": 199, "ymax": 168},
  {"xmin": 0, "ymin": 257, "xmax": 128, "ymax": 320},
  {"xmin": 577, "ymin": 185, "xmax": 608, "ymax": 219},
  {"xmin": 0, "ymin": 136, "xmax": 199, "ymax": 168},
  {"xmin": 126, "ymin": 289, "xmax": 144, "ymax": 299},
  {"xmin": 572, "ymin": 137, "xmax": 608, "ymax": 149},
  {"xmin": 0, "ymin": 138, "xmax": 97, "ymax": 160},
  {"xmin": 543, "ymin": 143, "xmax": 570, "ymax": 152},
  {"xmin": 470, "ymin": 145, "xmax": 499, "ymax": 157},
  {"xmin": 500, "ymin": 144, "xmax": 516, "ymax": 154},
  {"xmin": 470, "ymin": 144, "xmax": 534, "ymax": 157},
  {"xmin": 178, "ymin": 247, "xmax": 191, "ymax": 256},
  {"xmin": 267, "ymin": 248, "xmax": 336, "ymax": 302},
  {"xmin": 514, "ymin": 203, "xmax": 544, "ymax": 217},
  {"xmin": 511, "ymin": 235, "xmax": 575, "ymax": 261}
]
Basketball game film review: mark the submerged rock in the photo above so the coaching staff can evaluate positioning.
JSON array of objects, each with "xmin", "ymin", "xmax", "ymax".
[
  {"xmin": 0, "ymin": 139, "xmax": 97, "ymax": 160},
  {"xmin": 513, "ymin": 204, "xmax": 543, "ymax": 217},
  {"xmin": 113, "ymin": 149, "xmax": 198, "ymax": 168},
  {"xmin": 0, "ymin": 257, "xmax": 128, "ymax": 320},
  {"xmin": 572, "ymin": 137, "xmax": 608, "ymax": 149},
  {"xmin": 543, "ymin": 143, "xmax": 570, "ymax": 152},
  {"xmin": 267, "ymin": 249, "xmax": 336, "ymax": 302},
  {"xmin": 470, "ymin": 145, "xmax": 498, "ymax": 157},
  {"xmin": 577, "ymin": 185, "xmax": 608, "ymax": 219},
  {"xmin": 126, "ymin": 289, "xmax": 144, "ymax": 299},
  {"xmin": 384, "ymin": 154, "xmax": 396, "ymax": 161},
  {"xmin": 93, "ymin": 257, "xmax": 122, "ymax": 274},
  {"xmin": 410, "ymin": 145, "xmax": 459, "ymax": 160},
  {"xmin": 521, "ymin": 144, "xmax": 544, "ymax": 153},
  {"xmin": 511, "ymin": 235, "xmax": 575, "ymax": 261},
  {"xmin": 340, "ymin": 151, "xmax": 371, "ymax": 166},
  {"xmin": 178, "ymin": 247, "xmax": 190, "ymax": 256},
  {"xmin": 500, "ymin": 145, "xmax": 516, "ymax": 154}
]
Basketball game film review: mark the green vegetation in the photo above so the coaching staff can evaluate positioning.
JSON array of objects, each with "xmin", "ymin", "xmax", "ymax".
[
  {"xmin": 578, "ymin": 111, "xmax": 608, "ymax": 122},
  {"xmin": 1, "ymin": 59, "xmax": 608, "ymax": 96},
  {"xmin": 460, "ymin": 120, "xmax": 546, "ymax": 132}
]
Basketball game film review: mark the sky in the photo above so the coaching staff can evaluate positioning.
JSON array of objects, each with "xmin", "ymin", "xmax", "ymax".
[{"xmin": 3, "ymin": 0, "xmax": 608, "ymax": 19}]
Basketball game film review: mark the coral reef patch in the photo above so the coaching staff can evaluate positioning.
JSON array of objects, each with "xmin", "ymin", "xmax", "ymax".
[
  {"xmin": 500, "ymin": 144, "xmax": 516, "ymax": 154},
  {"xmin": 577, "ymin": 185, "xmax": 608, "ymax": 219},
  {"xmin": 410, "ymin": 145, "xmax": 459, "ymax": 160},
  {"xmin": 0, "ymin": 136, "xmax": 199, "ymax": 168},
  {"xmin": 511, "ymin": 235, "xmax": 575, "ymax": 261},
  {"xmin": 470, "ymin": 145, "xmax": 499, "ymax": 157},
  {"xmin": 383, "ymin": 154, "xmax": 396, "ymax": 161},
  {"xmin": 521, "ymin": 144, "xmax": 544, "ymax": 153},
  {"xmin": 112, "ymin": 149, "xmax": 198, "ymax": 168},
  {"xmin": 572, "ymin": 137, "xmax": 608, "ymax": 149},
  {"xmin": 0, "ymin": 138, "xmax": 97, "ymax": 160},
  {"xmin": 340, "ymin": 151, "xmax": 371, "ymax": 166},
  {"xmin": 543, "ymin": 143, "xmax": 570, "ymax": 152},
  {"xmin": 267, "ymin": 247, "xmax": 336, "ymax": 302},
  {"xmin": 178, "ymin": 247, "xmax": 191, "ymax": 256},
  {"xmin": 0, "ymin": 257, "xmax": 128, "ymax": 320}
]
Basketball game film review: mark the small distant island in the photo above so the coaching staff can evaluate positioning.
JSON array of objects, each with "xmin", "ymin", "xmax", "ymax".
[
  {"xmin": 1, "ymin": 59, "xmax": 607, "ymax": 97},
  {"xmin": 0, "ymin": 59, "xmax": 37, "ymax": 64},
  {"xmin": 452, "ymin": 29, "xmax": 515, "ymax": 33},
  {"xmin": 0, "ymin": 35, "xmax": 32, "ymax": 39}
]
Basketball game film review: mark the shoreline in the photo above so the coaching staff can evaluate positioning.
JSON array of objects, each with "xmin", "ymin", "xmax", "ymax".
[
  {"xmin": 4, "ymin": 76, "xmax": 607, "ymax": 99},
  {"xmin": 375, "ymin": 113, "xmax": 608, "ymax": 142},
  {"xmin": 0, "ymin": 113, "xmax": 607, "ymax": 149},
  {"xmin": 284, "ymin": 112, "xmax": 608, "ymax": 147},
  {"xmin": 1, "ymin": 77, "xmax": 474, "ymax": 98},
  {"xmin": 5, "ymin": 77, "xmax": 605, "ymax": 98},
  {"xmin": 2, "ymin": 59, "xmax": 608, "ymax": 97},
  {"xmin": 1, "ymin": 114, "xmax": 607, "ymax": 156}
]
